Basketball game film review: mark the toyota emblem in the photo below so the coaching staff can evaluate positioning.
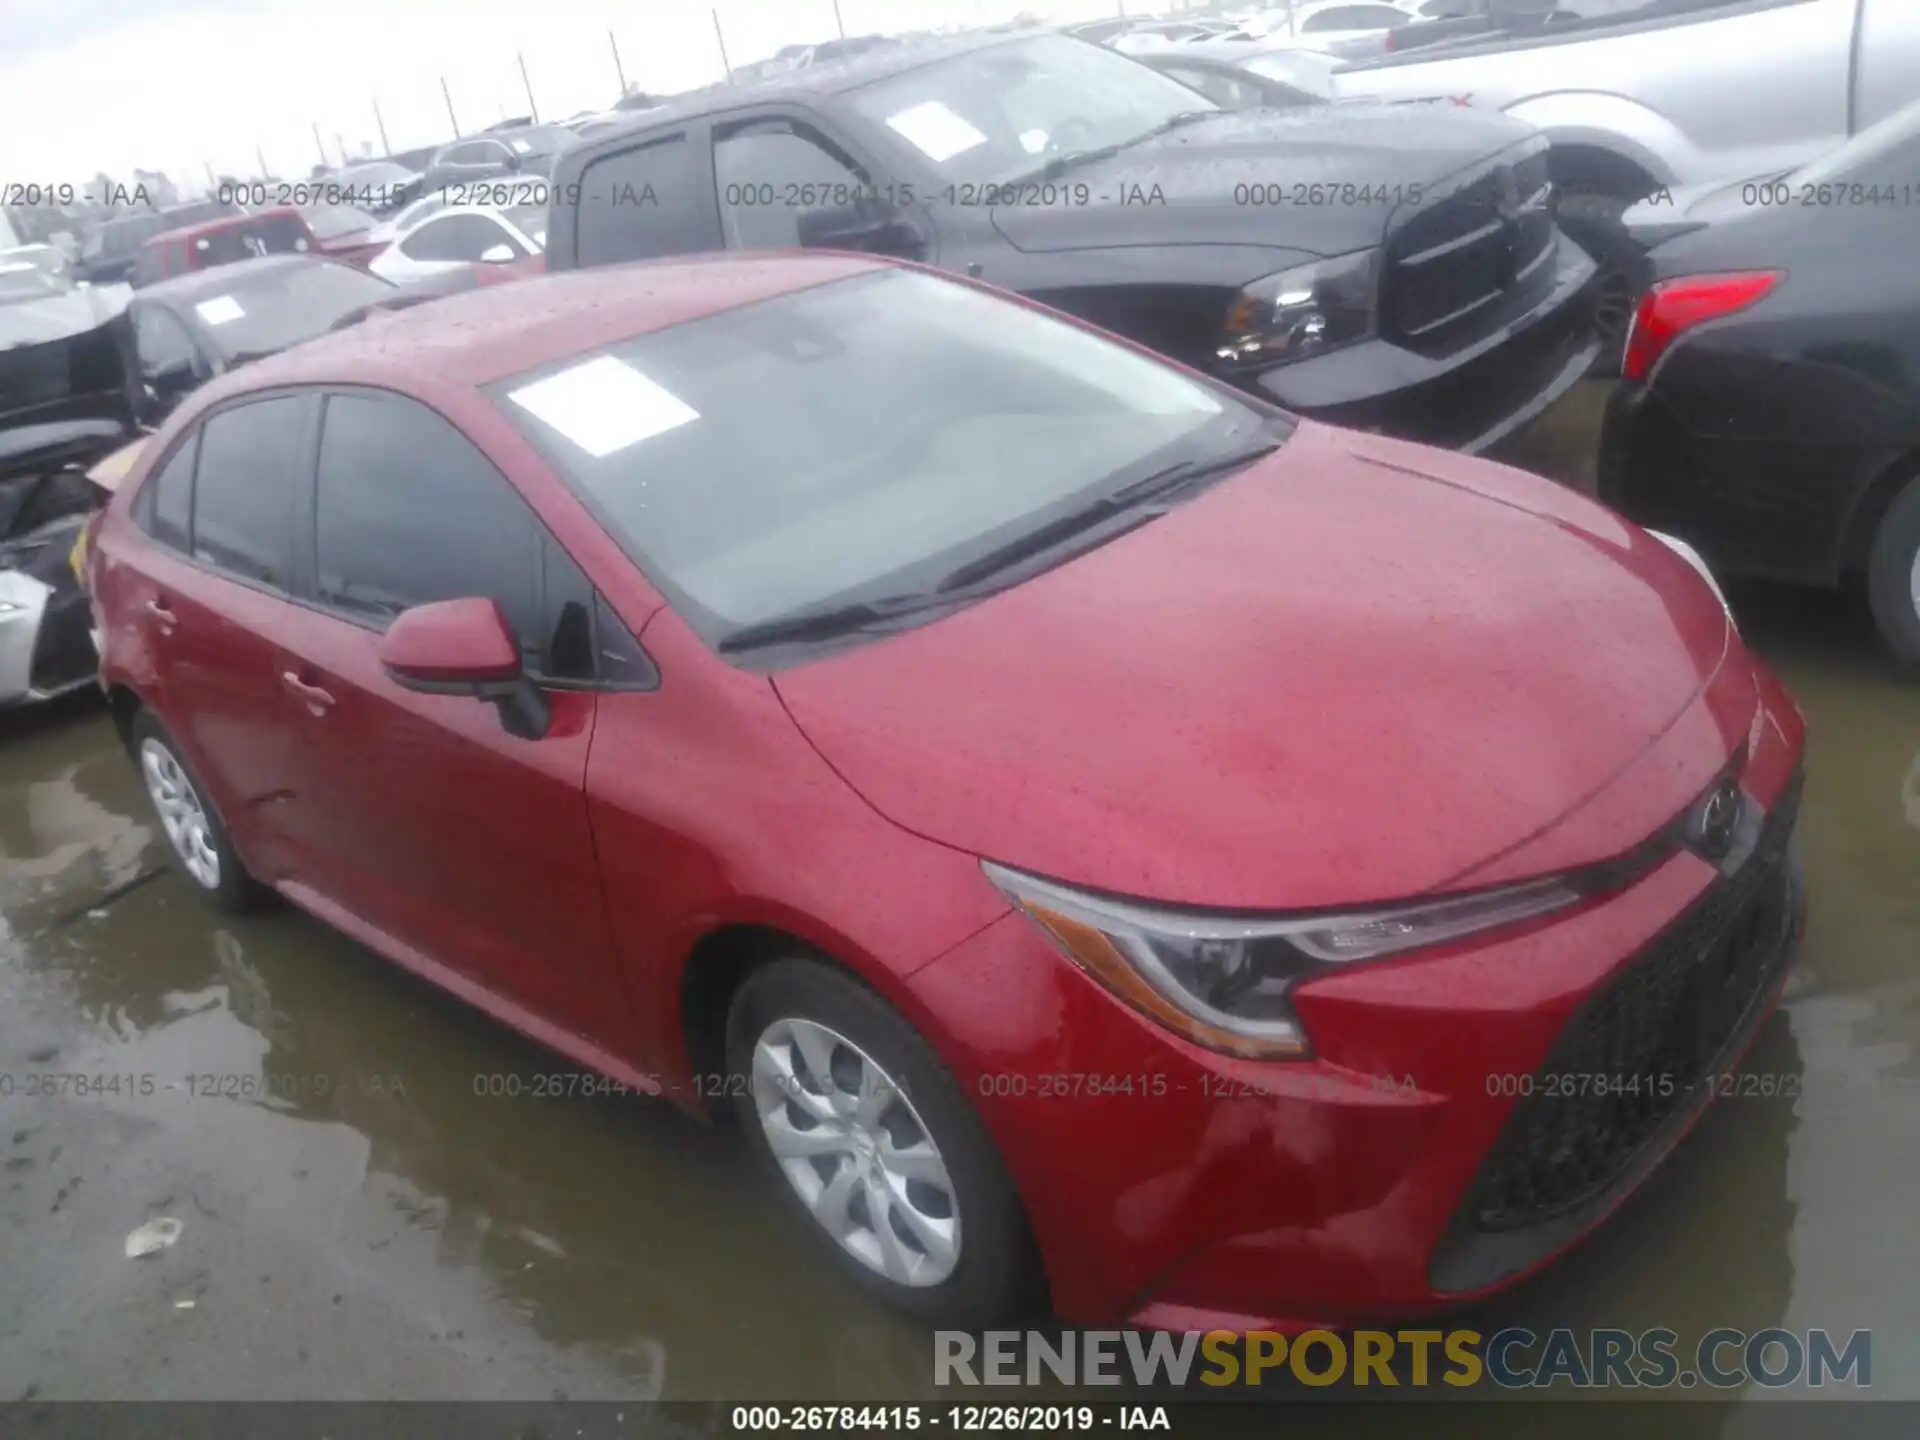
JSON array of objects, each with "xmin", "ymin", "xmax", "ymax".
[{"xmin": 1695, "ymin": 780, "xmax": 1744, "ymax": 860}]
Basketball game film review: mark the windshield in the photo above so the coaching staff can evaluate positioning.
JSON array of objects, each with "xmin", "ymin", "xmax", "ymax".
[
  {"xmin": 1243, "ymin": 50, "xmax": 1341, "ymax": 99},
  {"xmin": 843, "ymin": 35, "xmax": 1218, "ymax": 188},
  {"xmin": 489, "ymin": 268, "xmax": 1279, "ymax": 657},
  {"xmin": 0, "ymin": 266, "xmax": 69, "ymax": 306},
  {"xmin": 186, "ymin": 262, "xmax": 394, "ymax": 360},
  {"xmin": 390, "ymin": 195, "xmax": 449, "ymax": 230},
  {"xmin": 190, "ymin": 214, "xmax": 313, "ymax": 267},
  {"xmin": 504, "ymin": 127, "xmax": 573, "ymax": 158},
  {"xmin": 303, "ymin": 204, "xmax": 377, "ymax": 241},
  {"xmin": 1790, "ymin": 96, "xmax": 1920, "ymax": 189},
  {"xmin": 504, "ymin": 206, "xmax": 549, "ymax": 248}
]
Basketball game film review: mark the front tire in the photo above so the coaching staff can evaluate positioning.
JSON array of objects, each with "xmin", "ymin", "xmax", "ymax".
[
  {"xmin": 726, "ymin": 958, "xmax": 1040, "ymax": 1327},
  {"xmin": 1867, "ymin": 477, "xmax": 1920, "ymax": 667},
  {"xmin": 132, "ymin": 710, "xmax": 266, "ymax": 913}
]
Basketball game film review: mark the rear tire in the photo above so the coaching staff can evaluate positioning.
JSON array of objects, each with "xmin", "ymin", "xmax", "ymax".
[
  {"xmin": 726, "ymin": 958, "xmax": 1040, "ymax": 1327},
  {"xmin": 131, "ymin": 710, "xmax": 268, "ymax": 913},
  {"xmin": 1867, "ymin": 477, "xmax": 1920, "ymax": 667}
]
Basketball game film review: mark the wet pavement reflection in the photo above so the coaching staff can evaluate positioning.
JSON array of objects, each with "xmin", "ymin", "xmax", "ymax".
[{"xmin": 0, "ymin": 385, "xmax": 1915, "ymax": 1420}]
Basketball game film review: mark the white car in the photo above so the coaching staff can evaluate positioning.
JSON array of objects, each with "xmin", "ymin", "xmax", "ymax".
[
  {"xmin": 367, "ymin": 205, "xmax": 546, "ymax": 283},
  {"xmin": 1236, "ymin": 0, "xmax": 1421, "ymax": 55}
]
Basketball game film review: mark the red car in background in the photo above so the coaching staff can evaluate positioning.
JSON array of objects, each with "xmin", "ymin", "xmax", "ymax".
[
  {"xmin": 130, "ymin": 204, "xmax": 389, "ymax": 288},
  {"xmin": 85, "ymin": 254, "xmax": 1806, "ymax": 1332},
  {"xmin": 131, "ymin": 207, "xmax": 316, "ymax": 287},
  {"xmin": 299, "ymin": 204, "xmax": 390, "ymax": 269}
]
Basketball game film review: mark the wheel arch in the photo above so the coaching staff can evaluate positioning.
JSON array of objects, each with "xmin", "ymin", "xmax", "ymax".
[
  {"xmin": 1840, "ymin": 450, "xmax": 1920, "ymax": 577},
  {"xmin": 1545, "ymin": 142, "xmax": 1663, "ymax": 202},
  {"xmin": 104, "ymin": 681, "xmax": 145, "ymax": 755}
]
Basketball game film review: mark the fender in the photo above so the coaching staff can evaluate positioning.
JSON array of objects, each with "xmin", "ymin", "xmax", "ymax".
[
  {"xmin": 643, "ymin": 891, "xmax": 1009, "ymax": 1115},
  {"xmin": 1502, "ymin": 92, "xmax": 1690, "ymax": 191}
]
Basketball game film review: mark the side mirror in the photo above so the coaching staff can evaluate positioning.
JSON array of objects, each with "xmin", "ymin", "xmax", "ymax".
[
  {"xmin": 796, "ymin": 197, "xmax": 928, "ymax": 259},
  {"xmin": 150, "ymin": 357, "xmax": 197, "ymax": 391},
  {"xmin": 479, "ymin": 243, "xmax": 515, "ymax": 263},
  {"xmin": 377, "ymin": 596, "xmax": 550, "ymax": 739}
]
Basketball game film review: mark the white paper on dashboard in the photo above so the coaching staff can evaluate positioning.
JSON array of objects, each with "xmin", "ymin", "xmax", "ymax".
[
  {"xmin": 195, "ymin": 295, "xmax": 245, "ymax": 326},
  {"xmin": 507, "ymin": 354, "xmax": 699, "ymax": 458},
  {"xmin": 885, "ymin": 102, "xmax": 988, "ymax": 163}
]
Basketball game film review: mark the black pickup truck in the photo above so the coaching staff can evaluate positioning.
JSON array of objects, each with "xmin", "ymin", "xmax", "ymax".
[{"xmin": 541, "ymin": 31, "xmax": 1600, "ymax": 454}]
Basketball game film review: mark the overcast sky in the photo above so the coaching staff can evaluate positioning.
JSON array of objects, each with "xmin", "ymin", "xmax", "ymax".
[{"xmin": 0, "ymin": 0, "xmax": 1137, "ymax": 187}]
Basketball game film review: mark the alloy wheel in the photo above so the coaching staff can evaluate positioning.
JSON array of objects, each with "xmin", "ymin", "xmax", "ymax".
[
  {"xmin": 1909, "ymin": 546, "xmax": 1920, "ymax": 620},
  {"xmin": 140, "ymin": 738, "xmax": 220, "ymax": 889},
  {"xmin": 751, "ymin": 1017, "xmax": 961, "ymax": 1287}
]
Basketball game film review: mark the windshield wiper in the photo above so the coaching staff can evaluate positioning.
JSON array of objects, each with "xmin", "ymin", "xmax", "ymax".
[
  {"xmin": 1008, "ymin": 112, "xmax": 1220, "ymax": 187},
  {"xmin": 1142, "ymin": 110, "xmax": 1219, "ymax": 137},
  {"xmin": 719, "ymin": 433, "xmax": 1285, "ymax": 656},
  {"xmin": 718, "ymin": 590, "xmax": 948, "ymax": 655},
  {"xmin": 1011, "ymin": 143, "xmax": 1131, "ymax": 187},
  {"xmin": 932, "ymin": 435, "xmax": 1284, "ymax": 594}
]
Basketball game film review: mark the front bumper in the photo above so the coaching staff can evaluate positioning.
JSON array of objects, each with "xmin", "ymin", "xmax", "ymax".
[
  {"xmin": 907, "ymin": 661, "xmax": 1805, "ymax": 1330},
  {"xmin": 1247, "ymin": 240, "xmax": 1600, "ymax": 455}
]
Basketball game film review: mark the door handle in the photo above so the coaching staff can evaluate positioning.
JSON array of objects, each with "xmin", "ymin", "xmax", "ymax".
[
  {"xmin": 144, "ymin": 597, "xmax": 176, "ymax": 631},
  {"xmin": 280, "ymin": 670, "xmax": 336, "ymax": 714}
]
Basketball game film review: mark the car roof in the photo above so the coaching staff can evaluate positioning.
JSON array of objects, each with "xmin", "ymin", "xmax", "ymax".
[
  {"xmin": 135, "ymin": 253, "xmax": 349, "ymax": 303},
  {"xmin": 213, "ymin": 250, "xmax": 890, "ymax": 392},
  {"xmin": 141, "ymin": 206, "xmax": 305, "ymax": 249}
]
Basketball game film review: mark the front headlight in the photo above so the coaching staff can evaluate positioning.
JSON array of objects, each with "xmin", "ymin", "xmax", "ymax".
[
  {"xmin": 1215, "ymin": 249, "xmax": 1378, "ymax": 371},
  {"xmin": 984, "ymin": 862, "xmax": 1582, "ymax": 1059},
  {"xmin": 1648, "ymin": 530, "xmax": 1736, "ymax": 631}
]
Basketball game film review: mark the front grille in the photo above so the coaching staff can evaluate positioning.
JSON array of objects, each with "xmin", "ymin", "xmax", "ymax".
[
  {"xmin": 1430, "ymin": 771, "xmax": 1803, "ymax": 1291},
  {"xmin": 1382, "ymin": 146, "xmax": 1557, "ymax": 356}
]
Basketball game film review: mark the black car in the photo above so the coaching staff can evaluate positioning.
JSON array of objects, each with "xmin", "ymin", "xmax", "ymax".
[
  {"xmin": 74, "ymin": 199, "xmax": 240, "ymax": 285},
  {"xmin": 420, "ymin": 125, "xmax": 578, "ymax": 197},
  {"xmin": 1597, "ymin": 98, "xmax": 1920, "ymax": 664},
  {"xmin": 543, "ymin": 32, "xmax": 1600, "ymax": 453},
  {"xmin": 122, "ymin": 255, "xmax": 396, "ymax": 423},
  {"xmin": 0, "ymin": 275, "xmax": 138, "ymax": 708}
]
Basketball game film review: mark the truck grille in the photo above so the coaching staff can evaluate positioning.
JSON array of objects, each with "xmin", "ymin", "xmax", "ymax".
[
  {"xmin": 1430, "ymin": 770, "xmax": 1803, "ymax": 1292},
  {"xmin": 1382, "ymin": 146, "xmax": 1557, "ymax": 356}
]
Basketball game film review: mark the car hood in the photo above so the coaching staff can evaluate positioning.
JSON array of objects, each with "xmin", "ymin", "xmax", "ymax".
[
  {"xmin": 773, "ymin": 422, "xmax": 1733, "ymax": 911},
  {"xmin": 0, "ymin": 284, "xmax": 129, "ymax": 348},
  {"xmin": 989, "ymin": 104, "xmax": 1537, "ymax": 257},
  {"xmin": 0, "ymin": 301, "xmax": 135, "ymax": 436}
]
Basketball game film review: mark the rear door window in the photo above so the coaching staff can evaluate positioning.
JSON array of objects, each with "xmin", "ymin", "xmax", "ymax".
[
  {"xmin": 189, "ymin": 395, "xmax": 305, "ymax": 587},
  {"xmin": 135, "ymin": 431, "xmax": 198, "ymax": 551}
]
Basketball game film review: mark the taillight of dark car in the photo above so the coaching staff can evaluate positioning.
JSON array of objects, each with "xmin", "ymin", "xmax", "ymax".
[{"xmin": 1622, "ymin": 271, "xmax": 1783, "ymax": 382}]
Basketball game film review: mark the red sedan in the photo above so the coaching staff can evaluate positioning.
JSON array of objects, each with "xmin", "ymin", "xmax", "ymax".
[{"xmin": 84, "ymin": 253, "xmax": 1807, "ymax": 1331}]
